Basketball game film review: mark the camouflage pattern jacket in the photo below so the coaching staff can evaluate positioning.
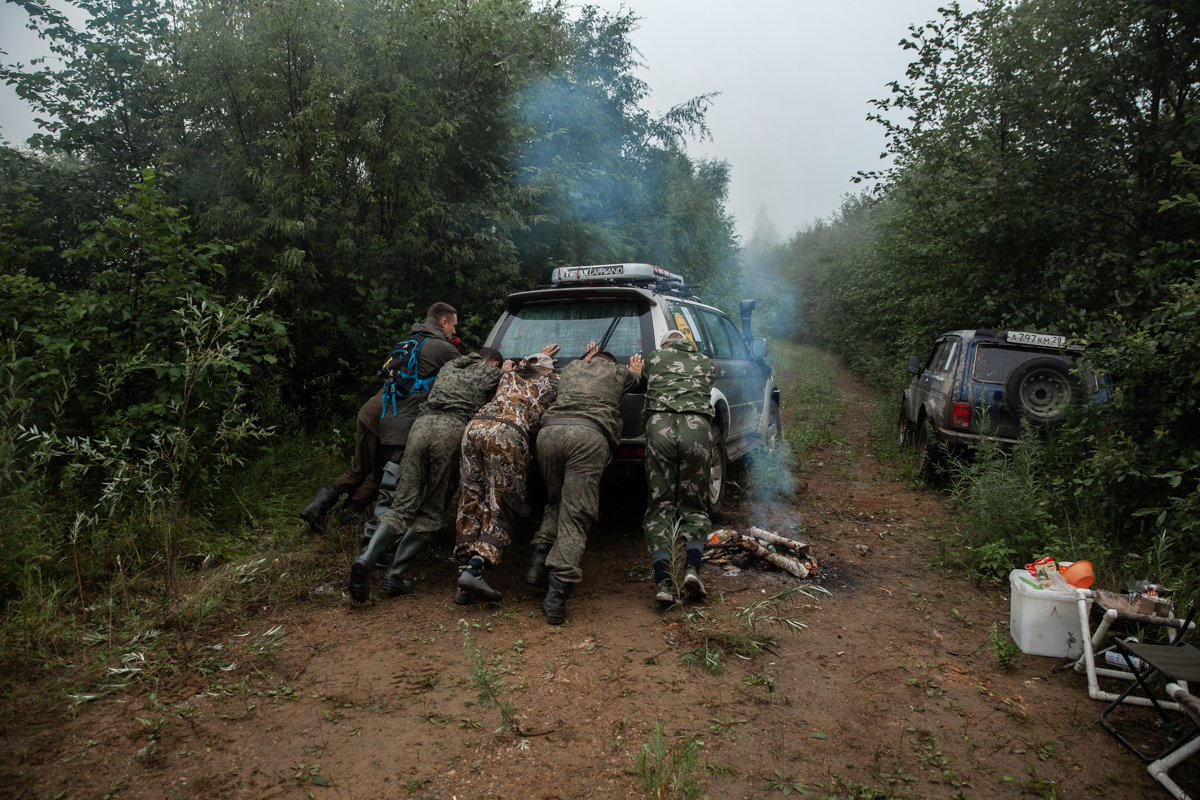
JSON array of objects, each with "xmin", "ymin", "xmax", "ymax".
[
  {"xmin": 474, "ymin": 369, "xmax": 558, "ymax": 436},
  {"xmin": 378, "ymin": 318, "xmax": 461, "ymax": 445},
  {"xmin": 417, "ymin": 353, "xmax": 503, "ymax": 423},
  {"xmin": 643, "ymin": 339, "xmax": 715, "ymax": 420},
  {"xmin": 542, "ymin": 359, "xmax": 645, "ymax": 451}
]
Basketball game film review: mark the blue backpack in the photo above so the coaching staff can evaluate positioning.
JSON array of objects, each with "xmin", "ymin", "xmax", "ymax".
[{"xmin": 379, "ymin": 335, "xmax": 435, "ymax": 417}]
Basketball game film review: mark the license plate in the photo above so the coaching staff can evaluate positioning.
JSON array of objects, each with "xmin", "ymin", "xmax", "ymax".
[{"xmin": 1006, "ymin": 331, "xmax": 1068, "ymax": 349}]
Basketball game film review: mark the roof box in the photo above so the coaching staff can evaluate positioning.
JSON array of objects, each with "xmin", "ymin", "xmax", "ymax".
[{"xmin": 550, "ymin": 263, "xmax": 684, "ymax": 286}]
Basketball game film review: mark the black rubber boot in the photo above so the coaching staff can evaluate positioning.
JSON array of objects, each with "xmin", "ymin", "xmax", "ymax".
[
  {"xmin": 341, "ymin": 497, "xmax": 368, "ymax": 519},
  {"xmin": 542, "ymin": 576, "xmax": 574, "ymax": 625},
  {"xmin": 300, "ymin": 483, "xmax": 341, "ymax": 534},
  {"xmin": 359, "ymin": 460, "xmax": 402, "ymax": 560},
  {"xmin": 379, "ymin": 528, "xmax": 428, "ymax": 595},
  {"xmin": 458, "ymin": 556, "xmax": 502, "ymax": 602},
  {"xmin": 348, "ymin": 521, "xmax": 402, "ymax": 603},
  {"xmin": 526, "ymin": 544, "xmax": 552, "ymax": 588}
]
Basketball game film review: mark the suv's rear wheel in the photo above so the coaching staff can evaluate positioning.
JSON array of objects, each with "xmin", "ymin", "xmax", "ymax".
[
  {"xmin": 913, "ymin": 414, "xmax": 936, "ymax": 477},
  {"xmin": 1004, "ymin": 357, "xmax": 1077, "ymax": 425},
  {"xmin": 708, "ymin": 434, "xmax": 728, "ymax": 516}
]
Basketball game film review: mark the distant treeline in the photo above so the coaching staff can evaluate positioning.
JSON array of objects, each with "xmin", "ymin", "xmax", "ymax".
[{"xmin": 776, "ymin": 0, "xmax": 1200, "ymax": 571}]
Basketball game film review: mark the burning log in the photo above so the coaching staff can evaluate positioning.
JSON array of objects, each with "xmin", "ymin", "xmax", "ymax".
[{"xmin": 706, "ymin": 527, "xmax": 814, "ymax": 579}]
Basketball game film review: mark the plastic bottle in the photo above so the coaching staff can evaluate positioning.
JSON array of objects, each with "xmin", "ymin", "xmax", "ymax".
[{"xmin": 1104, "ymin": 650, "xmax": 1142, "ymax": 671}]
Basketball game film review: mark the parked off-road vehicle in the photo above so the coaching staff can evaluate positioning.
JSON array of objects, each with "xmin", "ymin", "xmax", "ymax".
[
  {"xmin": 898, "ymin": 329, "xmax": 1108, "ymax": 474},
  {"xmin": 483, "ymin": 263, "xmax": 781, "ymax": 511}
]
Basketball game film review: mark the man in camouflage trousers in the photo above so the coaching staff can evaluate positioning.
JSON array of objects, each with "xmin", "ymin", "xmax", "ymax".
[
  {"xmin": 454, "ymin": 347, "xmax": 560, "ymax": 603},
  {"xmin": 530, "ymin": 342, "xmax": 645, "ymax": 624},
  {"xmin": 642, "ymin": 329, "xmax": 717, "ymax": 603},
  {"xmin": 349, "ymin": 347, "xmax": 507, "ymax": 602}
]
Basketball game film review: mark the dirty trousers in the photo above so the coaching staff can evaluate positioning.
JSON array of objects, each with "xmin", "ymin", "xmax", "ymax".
[
  {"xmin": 331, "ymin": 419, "xmax": 387, "ymax": 505},
  {"xmin": 455, "ymin": 420, "xmax": 530, "ymax": 565},
  {"xmin": 643, "ymin": 412, "xmax": 713, "ymax": 553},
  {"xmin": 532, "ymin": 424, "xmax": 610, "ymax": 585},
  {"xmin": 379, "ymin": 413, "xmax": 465, "ymax": 542}
]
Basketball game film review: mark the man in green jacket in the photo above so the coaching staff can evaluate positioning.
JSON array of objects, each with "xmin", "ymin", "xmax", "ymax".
[
  {"xmin": 641, "ymin": 330, "xmax": 716, "ymax": 603},
  {"xmin": 357, "ymin": 302, "xmax": 463, "ymax": 553},
  {"xmin": 349, "ymin": 347, "xmax": 507, "ymax": 602},
  {"xmin": 529, "ymin": 342, "xmax": 644, "ymax": 624}
]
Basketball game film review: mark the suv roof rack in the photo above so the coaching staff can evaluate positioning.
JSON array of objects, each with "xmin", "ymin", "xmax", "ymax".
[{"xmin": 540, "ymin": 263, "xmax": 699, "ymax": 298}]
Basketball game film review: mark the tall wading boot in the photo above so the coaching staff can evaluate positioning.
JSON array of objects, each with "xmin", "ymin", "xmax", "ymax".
[
  {"xmin": 526, "ymin": 544, "xmax": 552, "ymax": 588},
  {"xmin": 457, "ymin": 555, "xmax": 502, "ymax": 603},
  {"xmin": 348, "ymin": 521, "xmax": 403, "ymax": 603},
  {"xmin": 359, "ymin": 460, "xmax": 402, "ymax": 563},
  {"xmin": 541, "ymin": 576, "xmax": 574, "ymax": 625},
  {"xmin": 300, "ymin": 483, "xmax": 341, "ymax": 534},
  {"xmin": 379, "ymin": 528, "xmax": 429, "ymax": 596}
]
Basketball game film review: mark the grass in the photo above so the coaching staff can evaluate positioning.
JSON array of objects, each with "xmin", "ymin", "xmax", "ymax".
[
  {"xmin": 633, "ymin": 721, "xmax": 705, "ymax": 800},
  {"xmin": 768, "ymin": 343, "xmax": 842, "ymax": 472}
]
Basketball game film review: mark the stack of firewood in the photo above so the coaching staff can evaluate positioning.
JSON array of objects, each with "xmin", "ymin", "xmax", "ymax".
[{"xmin": 702, "ymin": 527, "xmax": 817, "ymax": 578}]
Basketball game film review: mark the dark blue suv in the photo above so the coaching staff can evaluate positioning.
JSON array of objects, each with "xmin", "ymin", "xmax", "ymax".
[{"xmin": 898, "ymin": 329, "xmax": 1108, "ymax": 474}]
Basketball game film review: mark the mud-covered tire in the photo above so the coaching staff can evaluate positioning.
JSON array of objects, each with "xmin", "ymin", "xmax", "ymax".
[
  {"xmin": 1003, "ymin": 357, "xmax": 1078, "ymax": 426},
  {"xmin": 913, "ymin": 415, "xmax": 936, "ymax": 477},
  {"xmin": 708, "ymin": 433, "xmax": 728, "ymax": 517},
  {"xmin": 896, "ymin": 399, "xmax": 911, "ymax": 449}
]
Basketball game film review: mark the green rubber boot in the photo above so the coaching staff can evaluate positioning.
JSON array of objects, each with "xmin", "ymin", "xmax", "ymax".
[
  {"xmin": 348, "ymin": 521, "xmax": 403, "ymax": 603},
  {"xmin": 380, "ymin": 528, "xmax": 429, "ymax": 595}
]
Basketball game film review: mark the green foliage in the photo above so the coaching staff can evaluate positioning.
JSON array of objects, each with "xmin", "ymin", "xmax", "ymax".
[
  {"xmin": 459, "ymin": 619, "xmax": 518, "ymax": 734},
  {"xmin": 633, "ymin": 721, "xmax": 705, "ymax": 800},
  {"xmin": 771, "ymin": 0, "xmax": 1200, "ymax": 586},
  {"xmin": 989, "ymin": 623, "xmax": 1023, "ymax": 671}
]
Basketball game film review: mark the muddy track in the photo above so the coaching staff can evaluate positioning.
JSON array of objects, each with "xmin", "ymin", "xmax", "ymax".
[{"xmin": 2, "ymin": 347, "xmax": 1192, "ymax": 799}]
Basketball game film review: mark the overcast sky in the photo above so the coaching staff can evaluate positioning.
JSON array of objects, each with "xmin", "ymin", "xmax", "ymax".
[{"xmin": 1, "ymin": 0, "xmax": 966, "ymax": 242}]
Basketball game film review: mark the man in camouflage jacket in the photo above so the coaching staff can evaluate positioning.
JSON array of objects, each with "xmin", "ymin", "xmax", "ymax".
[
  {"xmin": 530, "ymin": 342, "xmax": 645, "ymax": 624},
  {"xmin": 642, "ymin": 329, "xmax": 716, "ymax": 603},
  {"xmin": 349, "ymin": 347, "xmax": 507, "ymax": 602},
  {"xmin": 454, "ymin": 347, "xmax": 560, "ymax": 603}
]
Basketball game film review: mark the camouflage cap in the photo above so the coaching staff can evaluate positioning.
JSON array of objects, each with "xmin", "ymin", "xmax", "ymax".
[{"xmin": 523, "ymin": 353, "xmax": 555, "ymax": 370}]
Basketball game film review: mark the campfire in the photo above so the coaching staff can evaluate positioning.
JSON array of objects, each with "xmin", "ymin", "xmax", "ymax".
[{"xmin": 703, "ymin": 527, "xmax": 817, "ymax": 578}]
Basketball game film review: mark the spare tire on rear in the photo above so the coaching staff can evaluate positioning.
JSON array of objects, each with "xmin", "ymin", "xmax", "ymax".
[{"xmin": 1003, "ymin": 357, "xmax": 1078, "ymax": 425}]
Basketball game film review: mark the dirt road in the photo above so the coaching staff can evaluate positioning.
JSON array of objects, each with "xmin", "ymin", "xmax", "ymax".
[{"xmin": 3, "ymin": 347, "xmax": 1192, "ymax": 799}]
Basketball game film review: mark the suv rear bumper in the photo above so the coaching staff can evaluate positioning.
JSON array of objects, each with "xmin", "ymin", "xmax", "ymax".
[{"xmin": 935, "ymin": 425, "xmax": 1019, "ymax": 449}]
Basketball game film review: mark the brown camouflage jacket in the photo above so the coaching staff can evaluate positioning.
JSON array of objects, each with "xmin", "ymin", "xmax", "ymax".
[
  {"xmin": 418, "ymin": 353, "xmax": 503, "ymax": 423},
  {"xmin": 644, "ymin": 339, "xmax": 715, "ymax": 419},
  {"xmin": 474, "ymin": 368, "xmax": 558, "ymax": 435},
  {"xmin": 542, "ymin": 359, "xmax": 645, "ymax": 451}
]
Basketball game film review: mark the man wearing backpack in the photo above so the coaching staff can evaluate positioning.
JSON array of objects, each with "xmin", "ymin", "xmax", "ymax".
[
  {"xmin": 349, "ymin": 347, "xmax": 508, "ymax": 601},
  {"xmin": 354, "ymin": 302, "xmax": 464, "ymax": 550}
]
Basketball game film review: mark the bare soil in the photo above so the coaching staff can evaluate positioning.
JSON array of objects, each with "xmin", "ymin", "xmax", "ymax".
[{"xmin": 4, "ymin": 351, "xmax": 1197, "ymax": 799}]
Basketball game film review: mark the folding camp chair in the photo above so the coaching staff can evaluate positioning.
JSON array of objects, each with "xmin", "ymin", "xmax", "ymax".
[
  {"xmin": 1100, "ymin": 593, "xmax": 1200, "ymax": 797},
  {"xmin": 1148, "ymin": 683, "xmax": 1200, "ymax": 800},
  {"xmin": 1075, "ymin": 588, "xmax": 1196, "ymax": 709}
]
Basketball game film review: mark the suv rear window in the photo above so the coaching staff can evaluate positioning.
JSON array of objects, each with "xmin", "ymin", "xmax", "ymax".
[
  {"xmin": 493, "ymin": 301, "xmax": 648, "ymax": 362},
  {"xmin": 972, "ymin": 345, "xmax": 1069, "ymax": 384}
]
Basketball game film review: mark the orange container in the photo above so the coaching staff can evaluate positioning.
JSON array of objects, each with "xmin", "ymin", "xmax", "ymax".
[{"xmin": 1060, "ymin": 560, "xmax": 1094, "ymax": 588}]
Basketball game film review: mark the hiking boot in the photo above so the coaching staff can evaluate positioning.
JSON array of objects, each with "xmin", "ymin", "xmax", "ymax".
[
  {"xmin": 682, "ymin": 566, "xmax": 707, "ymax": 600},
  {"xmin": 526, "ymin": 544, "xmax": 552, "ymax": 588},
  {"xmin": 300, "ymin": 483, "xmax": 341, "ymax": 534},
  {"xmin": 542, "ymin": 576, "xmax": 574, "ymax": 625},
  {"xmin": 348, "ymin": 521, "xmax": 403, "ymax": 603},
  {"xmin": 378, "ymin": 528, "xmax": 428, "ymax": 595},
  {"xmin": 654, "ymin": 579, "xmax": 678, "ymax": 605}
]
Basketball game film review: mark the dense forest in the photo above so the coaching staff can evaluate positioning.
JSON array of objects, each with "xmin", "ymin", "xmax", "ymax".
[
  {"xmin": 3, "ymin": 0, "xmax": 1199, "ymax": 638},
  {"xmin": 0, "ymin": 0, "xmax": 740, "ymax": 614},
  {"xmin": 775, "ymin": 0, "xmax": 1200, "ymax": 581}
]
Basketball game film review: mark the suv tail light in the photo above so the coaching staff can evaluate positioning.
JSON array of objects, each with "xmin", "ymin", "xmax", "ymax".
[
  {"xmin": 952, "ymin": 402, "xmax": 970, "ymax": 429},
  {"xmin": 617, "ymin": 445, "xmax": 645, "ymax": 459}
]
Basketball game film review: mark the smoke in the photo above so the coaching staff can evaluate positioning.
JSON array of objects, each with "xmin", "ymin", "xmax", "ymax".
[{"xmin": 740, "ymin": 205, "xmax": 801, "ymax": 340}]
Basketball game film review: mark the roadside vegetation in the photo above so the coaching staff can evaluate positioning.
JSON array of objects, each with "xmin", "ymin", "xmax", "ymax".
[{"xmin": 761, "ymin": 0, "xmax": 1200, "ymax": 593}]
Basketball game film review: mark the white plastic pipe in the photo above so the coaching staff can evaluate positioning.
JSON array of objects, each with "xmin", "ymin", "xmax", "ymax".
[{"xmin": 1147, "ymin": 684, "xmax": 1200, "ymax": 800}]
